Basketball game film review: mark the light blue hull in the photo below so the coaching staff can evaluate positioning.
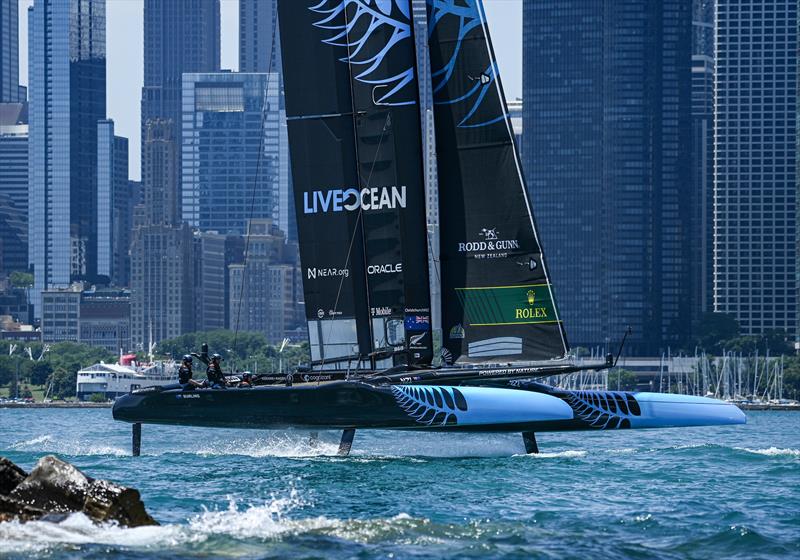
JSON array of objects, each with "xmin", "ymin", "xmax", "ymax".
[{"xmin": 399, "ymin": 384, "xmax": 748, "ymax": 432}]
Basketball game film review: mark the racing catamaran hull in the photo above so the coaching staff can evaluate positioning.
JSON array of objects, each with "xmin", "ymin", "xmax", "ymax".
[{"xmin": 112, "ymin": 382, "xmax": 745, "ymax": 432}]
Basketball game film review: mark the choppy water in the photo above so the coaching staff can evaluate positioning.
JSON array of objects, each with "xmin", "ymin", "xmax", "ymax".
[{"xmin": 0, "ymin": 408, "xmax": 797, "ymax": 559}]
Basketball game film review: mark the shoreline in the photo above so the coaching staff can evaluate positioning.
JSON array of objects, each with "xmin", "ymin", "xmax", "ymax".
[{"xmin": 0, "ymin": 402, "xmax": 112, "ymax": 409}]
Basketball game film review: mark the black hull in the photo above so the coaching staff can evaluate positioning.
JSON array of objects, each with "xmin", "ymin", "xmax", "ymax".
[{"xmin": 112, "ymin": 381, "xmax": 745, "ymax": 433}]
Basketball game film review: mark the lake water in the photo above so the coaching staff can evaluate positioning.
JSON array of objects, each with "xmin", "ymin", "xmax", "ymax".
[{"xmin": 0, "ymin": 408, "xmax": 798, "ymax": 559}]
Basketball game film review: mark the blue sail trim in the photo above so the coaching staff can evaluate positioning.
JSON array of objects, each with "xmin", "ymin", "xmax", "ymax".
[
  {"xmin": 310, "ymin": 0, "xmax": 417, "ymax": 106},
  {"xmin": 426, "ymin": 0, "xmax": 508, "ymax": 127}
]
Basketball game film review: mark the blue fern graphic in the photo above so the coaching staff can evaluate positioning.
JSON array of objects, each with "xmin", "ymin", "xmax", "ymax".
[
  {"xmin": 426, "ymin": 0, "xmax": 507, "ymax": 127},
  {"xmin": 391, "ymin": 385, "xmax": 467, "ymax": 426},
  {"xmin": 310, "ymin": 0, "xmax": 416, "ymax": 105},
  {"xmin": 561, "ymin": 390, "xmax": 640, "ymax": 430}
]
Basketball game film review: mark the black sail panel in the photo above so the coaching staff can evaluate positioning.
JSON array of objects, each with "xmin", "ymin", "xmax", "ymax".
[
  {"xmin": 426, "ymin": 0, "xmax": 569, "ymax": 363},
  {"xmin": 279, "ymin": 0, "xmax": 432, "ymax": 368}
]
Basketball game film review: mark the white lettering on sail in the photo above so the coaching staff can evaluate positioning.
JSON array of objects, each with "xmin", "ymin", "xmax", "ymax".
[
  {"xmin": 458, "ymin": 227, "xmax": 522, "ymax": 259},
  {"xmin": 303, "ymin": 186, "xmax": 407, "ymax": 214}
]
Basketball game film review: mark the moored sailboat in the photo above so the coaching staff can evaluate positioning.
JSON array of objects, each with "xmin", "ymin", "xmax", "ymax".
[{"xmin": 113, "ymin": 0, "xmax": 744, "ymax": 454}]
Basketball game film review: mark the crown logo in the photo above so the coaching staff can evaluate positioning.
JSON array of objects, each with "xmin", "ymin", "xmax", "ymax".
[{"xmin": 527, "ymin": 290, "xmax": 536, "ymax": 306}]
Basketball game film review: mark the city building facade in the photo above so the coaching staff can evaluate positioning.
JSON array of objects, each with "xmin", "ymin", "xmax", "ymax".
[
  {"xmin": 228, "ymin": 220, "xmax": 303, "ymax": 344},
  {"xmin": 522, "ymin": 0, "xmax": 693, "ymax": 355},
  {"xmin": 28, "ymin": 0, "xmax": 106, "ymax": 317},
  {"xmin": 713, "ymin": 0, "xmax": 799, "ymax": 337},
  {"xmin": 238, "ymin": 0, "xmax": 278, "ymax": 75},
  {"xmin": 181, "ymin": 72, "xmax": 279, "ymax": 235},
  {"xmin": 0, "ymin": 103, "xmax": 28, "ymax": 276},
  {"xmin": 0, "ymin": 0, "xmax": 20, "ymax": 102},
  {"xmin": 141, "ymin": 0, "xmax": 219, "ymax": 186},
  {"xmin": 130, "ymin": 120, "xmax": 194, "ymax": 349},
  {"xmin": 97, "ymin": 119, "xmax": 130, "ymax": 286},
  {"xmin": 690, "ymin": 0, "xmax": 715, "ymax": 325},
  {"xmin": 41, "ymin": 285, "xmax": 130, "ymax": 352}
]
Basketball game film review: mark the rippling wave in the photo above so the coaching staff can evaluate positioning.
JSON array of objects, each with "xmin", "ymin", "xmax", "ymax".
[{"xmin": 0, "ymin": 409, "xmax": 798, "ymax": 559}]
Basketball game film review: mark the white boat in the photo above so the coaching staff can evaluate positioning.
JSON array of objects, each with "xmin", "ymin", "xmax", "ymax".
[{"xmin": 76, "ymin": 357, "xmax": 176, "ymax": 401}]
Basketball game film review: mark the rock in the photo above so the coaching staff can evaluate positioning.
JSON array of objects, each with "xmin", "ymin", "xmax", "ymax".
[
  {"xmin": 0, "ymin": 457, "xmax": 27, "ymax": 495},
  {"xmin": 0, "ymin": 494, "xmax": 46, "ymax": 523},
  {"xmin": 0, "ymin": 455, "xmax": 158, "ymax": 527},
  {"xmin": 10, "ymin": 455, "xmax": 91, "ymax": 513},
  {"xmin": 83, "ymin": 479, "xmax": 157, "ymax": 527}
]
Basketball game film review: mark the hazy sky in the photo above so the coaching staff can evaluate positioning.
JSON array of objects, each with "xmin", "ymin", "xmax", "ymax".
[{"xmin": 18, "ymin": 0, "xmax": 522, "ymax": 180}]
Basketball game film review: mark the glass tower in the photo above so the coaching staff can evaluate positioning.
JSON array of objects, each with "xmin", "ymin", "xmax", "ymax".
[
  {"xmin": 181, "ymin": 72, "xmax": 279, "ymax": 235},
  {"xmin": 28, "ymin": 0, "xmax": 106, "ymax": 317},
  {"xmin": 522, "ymin": 1, "xmax": 693, "ymax": 355},
  {"xmin": 0, "ymin": 0, "xmax": 20, "ymax": 102},
  {"xmin": 714, "ymin": 0, "xmax": 799, "ymax": 337}
]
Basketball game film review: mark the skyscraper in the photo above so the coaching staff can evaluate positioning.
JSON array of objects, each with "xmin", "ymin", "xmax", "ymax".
[
  {"xmin": 0, "ymin": 104, "xmax": 28, "ymax": 276},
  {"xmin": 239, "ymin": 0, "xmax": 296, "ymax": 243},
  {"xmin": 181, "ymin": 72, "xmax": 279, "ymax": 235},
  {"xmin": 714, "ymin": 0, "xmax": 799, "ymax": 337},
  {"xmin": 523, "ymin": 1, "xmax": 693, "ymax": 354},
  {"xmin": 96, "ymin": 119, "xmax": 130, "ymax": 286},
  {"xmin": 239, "ymin": 0, "xmax": 278, "ymax": 74},
  {"xmin": 690, "ymin": 0, "xmax": 714, "ymax": 323},
  {"xmin": 28, "ymin": 0, "xmax": 106, "ymax": 317},
  {"xmin": 141, "ymin": 0, "xmax": 219, "ymax": 147},
  {"xmin": 130, "ymin": 120, "xmax": 193, "ymax": 349},
  {"xmin": 0, "ymin": 0, "xmax": 20, "ymax": 102}
]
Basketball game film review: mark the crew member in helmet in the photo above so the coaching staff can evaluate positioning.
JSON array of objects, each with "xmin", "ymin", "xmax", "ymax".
[
  {"xmin": 206, "ymin": 353, "xmax": 227, "ymax": 389},
  {"xmin": 178, "ymin": 355, "xmax": 202, "ymax": 389}
]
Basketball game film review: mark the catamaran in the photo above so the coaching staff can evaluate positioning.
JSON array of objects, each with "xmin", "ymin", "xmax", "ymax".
[{"xmin": 113, "ymin": 0, "xmax": 745, "ymax": 455}]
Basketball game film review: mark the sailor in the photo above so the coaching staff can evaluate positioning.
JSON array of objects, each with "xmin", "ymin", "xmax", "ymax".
[
  {"xmin": 206, "ymin": 353, "xmax": 227, "ymax": 389},
  {"xmin": 178, "ymin": 355, "xmax": 202, "ymax": 389}
]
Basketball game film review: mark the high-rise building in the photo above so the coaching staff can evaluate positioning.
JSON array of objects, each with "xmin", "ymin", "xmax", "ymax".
[
  {"xmin": 181, "ymin": 72, "xmax": 279, "ymax": 235},
  {"xmin": 523, "ymin": 1, "xmax": 692, "ymax": 355},
  {"xmin": 193, "ymin": 231, "xmax": 244, "ymax": 331},
  {"xmin": 0, "ymin": 0, "xmax": 20, "ymax": 102},
  {"xmin": 228, "ymin": 219, "xmax": 302, "ymax": 344},
  {"xmin": 141, "ymin": 119, "xmax": 179, "ymax": 227},
  {"xmin": 239, "ymin": 0, "xmax": 278, "ymax": 74},
  {"xmin": 239, "ymin": 0, "xmax": 297, "ymax": 243},
  {"xmin": 97, "ymin": 120, "xmax": 131, "ymax": 286},
  {"xmin": 141, "ymin": 0, "xmax": 219, "ymax": 185},
  {"xmin": 130, "ymin": 223, "xmax": 194, "ymax": 349},
  {"xmin": 689, "ymin": 0, "xmax": 714, "ymax": 324},
  {"xmin": 0, "ymin": 103, "xmax": 28, "ymax": 276},
  {"xmin": 714, "ymin": 0, "xmax": 798, "ymax": 337},
  {"xmin": 28, "ymin": 0, "xmax": 106, "ymax": 317},
  {"xmin": 130, "ymin": 120, "xmax": 194, "ymax": 349}
]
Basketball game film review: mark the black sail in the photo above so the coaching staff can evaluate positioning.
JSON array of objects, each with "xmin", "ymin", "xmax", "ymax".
[
  {"xmin": 279, "ymin": 0, "xmax": 433, "ymax": 368},
  {"xmin": 426, "ymin": 0, "xmax": 569, "ymax": 363}
]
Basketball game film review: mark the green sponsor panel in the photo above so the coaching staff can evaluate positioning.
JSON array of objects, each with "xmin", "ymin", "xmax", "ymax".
[{"xmin": 455, "ymin": 284, "xmax": 558, "ymax": 326}]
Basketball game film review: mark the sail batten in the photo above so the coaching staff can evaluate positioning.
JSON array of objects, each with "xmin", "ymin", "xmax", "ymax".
[{"xmin": 426, "ymin": 0, "xmax": 569, "ymax": 363}]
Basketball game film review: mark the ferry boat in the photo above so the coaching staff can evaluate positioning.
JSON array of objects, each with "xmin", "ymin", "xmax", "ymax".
[{"xmin": 77, "ymin": 355, "xmax": 176, "ymax": 401}]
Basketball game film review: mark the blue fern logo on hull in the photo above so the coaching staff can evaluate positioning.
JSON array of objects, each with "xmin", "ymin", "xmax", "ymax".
[
  {"xmin": 310, "ymin": 0, "xmax": 416, "ymax": 105},
  {"xmin": 391, "ymin": 385, "xmax": 468, "ymax": 426},
  {"xmin": 426, "ymin": 0, "xmax": 507, "ymax": 127}
]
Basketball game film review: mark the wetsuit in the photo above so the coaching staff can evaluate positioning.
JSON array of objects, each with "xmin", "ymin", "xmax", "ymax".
[{"xmin": 206, "ymin": 362, "xmax": 226, "ymax": 388}]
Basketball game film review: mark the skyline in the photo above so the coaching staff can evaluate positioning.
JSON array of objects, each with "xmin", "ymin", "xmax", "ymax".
[{"xmin": 16, "ymin": 0, "xmax": 523, "ymax": 181}]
